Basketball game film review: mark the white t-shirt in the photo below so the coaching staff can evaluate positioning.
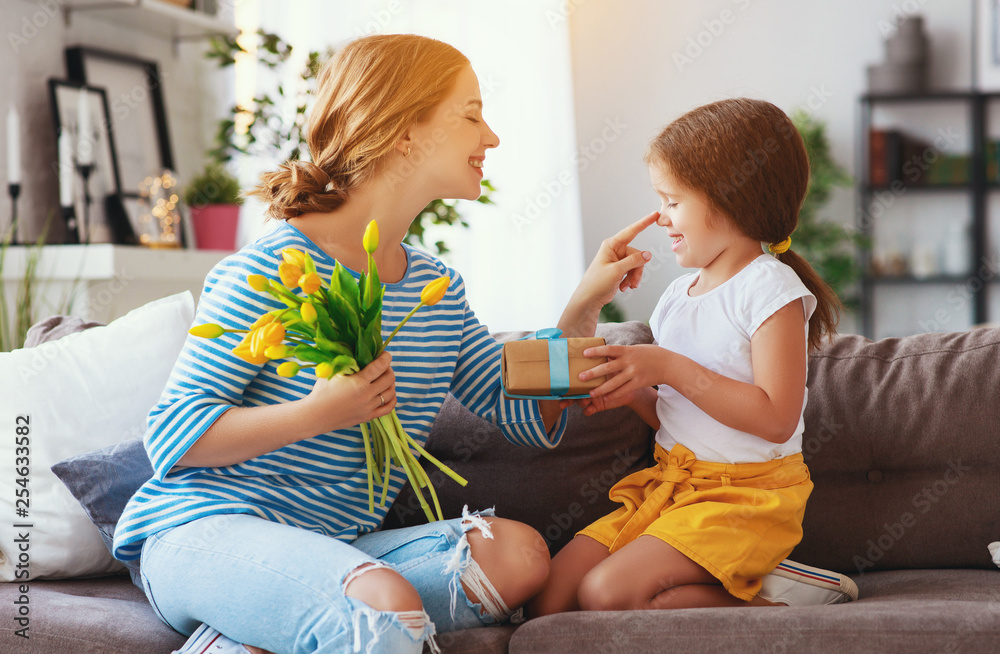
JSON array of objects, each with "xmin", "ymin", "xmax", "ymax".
[{"xmin": 650, "ymin": 254, "xmax": 817, "ymax": 464}]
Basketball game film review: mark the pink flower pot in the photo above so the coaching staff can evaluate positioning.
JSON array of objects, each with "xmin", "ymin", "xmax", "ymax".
[{"xmin": 190, "ymin": 204, "xmax": 240, "ymax": 251}]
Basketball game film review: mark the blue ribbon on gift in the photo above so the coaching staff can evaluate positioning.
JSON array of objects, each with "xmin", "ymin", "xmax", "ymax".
[{"xmin": 501, "ymin": 328, "xmax": 591, "ymax": 400}]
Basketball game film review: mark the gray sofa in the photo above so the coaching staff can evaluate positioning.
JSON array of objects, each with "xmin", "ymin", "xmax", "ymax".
[{"xmin": 2, "ymin": 320, "xmax": 998, "ymax": 653}]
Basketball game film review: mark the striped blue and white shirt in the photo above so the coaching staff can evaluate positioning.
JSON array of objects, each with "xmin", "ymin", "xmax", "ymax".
[{"xmin": 113, "ymin": 221, "xmax": 567, "ymax": 561}]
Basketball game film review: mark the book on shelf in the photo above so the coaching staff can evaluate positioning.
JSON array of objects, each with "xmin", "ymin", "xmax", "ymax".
[{"xmin": 869, "ymin": 127, "xmax": 971, "ymax": 187}]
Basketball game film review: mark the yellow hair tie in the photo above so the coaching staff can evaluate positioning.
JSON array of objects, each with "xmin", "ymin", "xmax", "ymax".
[{"xmin": 768, "ymin": 237, "xmax": 792, "ymax": 254}]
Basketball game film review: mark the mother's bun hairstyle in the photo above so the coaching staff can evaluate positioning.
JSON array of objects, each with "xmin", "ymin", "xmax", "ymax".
[{"xmin": 249, "ymin": 34, "xmax": 470, "ymax": 220}]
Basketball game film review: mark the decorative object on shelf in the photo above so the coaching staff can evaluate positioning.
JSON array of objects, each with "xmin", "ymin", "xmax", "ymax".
[
  {"xmin": 790, "ymin": 110, "xmax": 866, "ymax": 307},
  {"xmin": 182, "ymin": 162, "xmax": 243, "ymax": 251},
  {"xmin": 5, "ymin": 105, "xmax": 21, "ymax": 245},
  {"xmin": 867, "ymin": 15, "xmax": 930, "ymax": 94},
  {"xmin": 204, "ymin": 29, "xmax": 494, "ymax": 256},
  {"xmin": 65, "ymin": 47, "xmax": 174, "ymax": 235},
  {"xmin": 48, "ymin": 80, "xmax": 121, "ymax": 244},
  {"xmin": 858, "ymin": 92, "xmax": 993, "ymax": 338},
  {"xmin": 136, "ymin": 171, "xmax": 182, "ymax": 249},
  {"xmin": 58, "ymin": 129, "xmax": 79, "ymax": 244},
  {"xmin": 974, "ymin": 0, "xmax": 1000, "ymax": 91}
]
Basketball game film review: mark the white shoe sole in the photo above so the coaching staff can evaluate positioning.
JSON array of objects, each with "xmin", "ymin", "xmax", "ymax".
[{"xmin": 760, "ymin": 560, "xmax": 859, "ymax": 606}]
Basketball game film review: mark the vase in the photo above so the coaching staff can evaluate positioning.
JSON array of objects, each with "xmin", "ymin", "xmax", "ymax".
[{"xmin": 189, "ymin": 204, "xmax": 239, "ymax": 251}]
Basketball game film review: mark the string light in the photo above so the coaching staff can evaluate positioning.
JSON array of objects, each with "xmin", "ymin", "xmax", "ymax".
[{"xmin": 138, "ymin": 170, "xmax": 181, "ymax": 248}]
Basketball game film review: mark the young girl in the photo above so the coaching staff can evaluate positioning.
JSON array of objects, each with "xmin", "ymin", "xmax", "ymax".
[
  {"xmin": 111, "ymin": 35, "xmax": 613, "ymax": 654},
  {"xmin": 530, "ymin": 97, "xmax": 859, "ymax": 616}
]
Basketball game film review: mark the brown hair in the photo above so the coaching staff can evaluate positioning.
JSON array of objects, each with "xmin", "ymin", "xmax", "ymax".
[
  {"xmin": 644, "ymin": 97, "xmax": 841, "ymax": 350},
  {"xmin": 248, "ymin": 34, "xmax": 470, "ymax": 219}
]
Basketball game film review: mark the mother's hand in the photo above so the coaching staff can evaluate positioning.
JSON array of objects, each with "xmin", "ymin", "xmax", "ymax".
[{"xmin": 558, "ymin": 211, "xmax": 658, "ymax": 338}]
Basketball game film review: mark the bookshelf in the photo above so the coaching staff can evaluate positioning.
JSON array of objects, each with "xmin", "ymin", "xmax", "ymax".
[{"xmin": 857, "ymin": 92, "xmax": 1000, "ymax": 338}]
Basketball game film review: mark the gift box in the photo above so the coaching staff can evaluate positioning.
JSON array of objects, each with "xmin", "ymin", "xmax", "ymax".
[{"xmin": 501, "ymin": 328, "xmax": 608, "ymax": 399}]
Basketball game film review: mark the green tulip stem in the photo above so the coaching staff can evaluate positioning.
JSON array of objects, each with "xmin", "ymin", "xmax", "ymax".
[
  {"xmin": 379, "ymin": 302, "xmax": 425, "ymax": 354},
  {"xmin": 359, "ymin": 422, "xmax": 376, "ymax": 514}
]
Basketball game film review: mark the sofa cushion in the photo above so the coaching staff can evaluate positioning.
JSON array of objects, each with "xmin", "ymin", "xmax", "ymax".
[
  {"xmin": 51, "ymin": 439, "xmax": 153, "ymax": 586},
  {"xmin": 0, "ymin": 577, "xmax": 185, "ymax": 653},
  {"xmin": 507, "ymin": 569, "xmax": 1000, "ymax": 654},
  {"xmin": 0, "ymin": 292, "xmax": 194, "ymax": 580},
  {"xmin": 795, "ymin": 328, "xmax": 1000, "ymax": 574},
  {"xmin": 384, "ymin": 321, "xmax": 656, "ymax": 553}
]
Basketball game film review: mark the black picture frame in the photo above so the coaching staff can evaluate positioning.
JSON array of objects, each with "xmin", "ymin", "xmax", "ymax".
[
  {"xmin": 64, "ymin": 46, "xmax": 175, "ymax": 196},
  {"xmin": 48, "ymin": 79, "xmax": 136, "ymax": 244}
]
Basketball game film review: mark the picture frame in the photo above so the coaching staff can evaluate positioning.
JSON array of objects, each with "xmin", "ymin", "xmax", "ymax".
[
  {"xmin": 974, "ymin": 0, "xmax": 1000, "ymax": 91},
  {"xmin": 64, "ymin": 46, "xmax": 175, "ymax": 198},
  {"xmin": 48, "ymin": 79, "xmax": 130, "ymax": 244}
]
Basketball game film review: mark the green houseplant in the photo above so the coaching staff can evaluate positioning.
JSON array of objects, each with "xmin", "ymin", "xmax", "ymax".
[
  {"xmin": 204, "ymin": 29, "xmax": 493, "ymax": 255},
  {"xmin": 791, "ymin": 110, "xmax": 866, "ymax": 308},
  {"xmin": 183, "ymin": 162, "xmax": 244, "ymax": 251}
]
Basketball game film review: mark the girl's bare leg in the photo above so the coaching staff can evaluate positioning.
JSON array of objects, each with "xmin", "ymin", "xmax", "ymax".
[{"xmin": 526, "ymin": 534, "xmax": 610, "ymax": 617}]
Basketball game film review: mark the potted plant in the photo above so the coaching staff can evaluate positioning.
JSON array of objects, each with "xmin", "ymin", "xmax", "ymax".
[
  {"xmin": 791, "ymin": 110, "xmax": 867, "ymax": 308},
  {"xmin": 183, "ymin": 162, "xmax": 243, "ymax": 251}
]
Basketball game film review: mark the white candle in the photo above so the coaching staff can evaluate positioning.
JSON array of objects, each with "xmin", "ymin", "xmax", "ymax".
[
  {"xmin": 59, "ymin": 129, "xmax": 74, "ymax": 207},
  {"xmin": 76, "ymin": 89, "xmax": 93, "ymax": 166},
  {"xmin": 7, "ymin": 105, "xmax": 21, "ymax": 185}
]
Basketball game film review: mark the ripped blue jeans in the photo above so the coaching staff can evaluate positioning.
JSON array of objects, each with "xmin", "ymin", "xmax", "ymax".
[{"xmin": 138, "ymin": 508, "xmax": 509, "ymax": 654}]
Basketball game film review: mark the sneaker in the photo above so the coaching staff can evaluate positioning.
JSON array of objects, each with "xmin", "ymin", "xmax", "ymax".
[
  {"xmin": 172, "ymin": 623, "xmax": 252, "ymax": 654},
  {"xmin": 759, "ymin": 559, "xmax": 859, "ymax": 606}
]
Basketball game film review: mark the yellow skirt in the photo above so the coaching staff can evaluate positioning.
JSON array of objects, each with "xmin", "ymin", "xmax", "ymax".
[{"xmin": 578, "ymin": 443, "xmax": 813, "ymax": 601}]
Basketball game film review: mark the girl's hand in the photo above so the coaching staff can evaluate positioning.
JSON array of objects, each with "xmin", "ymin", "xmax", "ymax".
[
  {"xmin": 301, "ymin": 351, "xmax": 397, "ymax": 434},
  {"xmin": 579, "ymin": 344, "xmax": 664, "ymax": 405}
]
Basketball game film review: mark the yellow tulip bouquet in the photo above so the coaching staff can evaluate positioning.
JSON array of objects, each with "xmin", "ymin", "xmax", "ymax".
[{"xmin": 189, "ymin": 220, "xmax": 466, "ymax": 521}]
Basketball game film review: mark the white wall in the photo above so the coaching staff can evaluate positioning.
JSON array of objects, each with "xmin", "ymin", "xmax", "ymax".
[{"xmin": 567, "ymin": 0, "xmax": 975, "ymax": 336}]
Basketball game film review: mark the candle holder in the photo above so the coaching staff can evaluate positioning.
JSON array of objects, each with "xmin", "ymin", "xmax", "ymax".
[
  {"xmin": 62, "ymin": 205, "xmax": 79, "ymax": 244},
  {"xmin": 76, "ymin": 162, "xmax": 93, "ymax": 244},
  {"xmin": 6, "ymin": 182, "xmax": 20, "ymax": 245}
]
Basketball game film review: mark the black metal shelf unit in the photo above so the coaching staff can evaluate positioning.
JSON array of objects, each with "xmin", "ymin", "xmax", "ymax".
[{"xmin": 856, "ymin": 91, "xmax": 999, "ymax": 337}]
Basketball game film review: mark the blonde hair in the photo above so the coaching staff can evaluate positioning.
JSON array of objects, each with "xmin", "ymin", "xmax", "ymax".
[
  {"xmin": 645, "ymin": 98, "xmax": 841, "ymax": 350},
  {"xmin": 249, "ymin": 34, "xmax": 470, "ymax": 219}
]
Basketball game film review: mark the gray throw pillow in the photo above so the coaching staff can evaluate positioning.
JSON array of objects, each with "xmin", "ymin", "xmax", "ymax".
[{"xmin": 50, "ymin": 439, "xmax": 153, "ymax": 586}]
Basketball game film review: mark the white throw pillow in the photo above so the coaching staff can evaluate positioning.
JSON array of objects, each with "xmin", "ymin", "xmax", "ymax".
[{"xmin": 0, "ymin": 291, "xmax": 194, "ymax": 580}]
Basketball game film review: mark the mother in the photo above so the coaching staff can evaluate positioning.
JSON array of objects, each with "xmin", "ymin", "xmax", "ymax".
[{"xmin": 112, "ymin": 34, "xmax": 649, "ymax": 654}]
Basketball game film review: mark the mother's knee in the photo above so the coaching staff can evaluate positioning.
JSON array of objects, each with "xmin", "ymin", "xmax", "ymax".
[
  {"xmin": 467, "ymin": 518, "xmax": 550, "ymax": 608},
  {"xmin": 344, "ymin": 564, "xmax": 423, "ymax": 613}
]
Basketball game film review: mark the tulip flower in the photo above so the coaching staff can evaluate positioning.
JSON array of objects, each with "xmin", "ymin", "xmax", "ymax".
[
  {"xmin": 247, "ymin": 274, "xmax": 269, "ymax": 293},
  {"xmin": 281, "ymin": 248, "xmax": 306, "ymax": 268},
  {"xmin": 314, "ymin": 361, "xmax": 334, "ymax": 379},
  {"xmin": 420, "ymin": 276, "xmax": 449, "ymax": 306},
  {"xmin": 279, "ymin": 262, "xmax": 304, "ymax": 289},
  {"xmin": 265, "ymin": 344, "xmax": 290, "ymax": 359},
  {"xmin": 299, "ymin": 272, "xmax": 322, "ymax": 295},
  {"xmin": 363, "ymin": 220, "xmax": 379, "ymax": 254},
  {"xmin": 277, "ymin": 361, "xmax": 300, "ymax": 377},
  {"xmin": 188, "ymin": 323, "xmax": 225, "ymax": 339},
  {"xmin": 300, "ymin": 302, "xmax": 318, "ymax": 324}
]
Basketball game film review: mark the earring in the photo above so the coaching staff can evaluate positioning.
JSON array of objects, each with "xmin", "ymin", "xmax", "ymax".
[{"xmin": 404, "ymin": 147, "xmax": 411, "ymax": 158}]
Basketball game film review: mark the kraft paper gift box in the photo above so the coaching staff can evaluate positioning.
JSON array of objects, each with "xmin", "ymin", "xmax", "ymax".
[{"xmin": 501, "ymin": 329, "xmax": 608, "ymax": 399}]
